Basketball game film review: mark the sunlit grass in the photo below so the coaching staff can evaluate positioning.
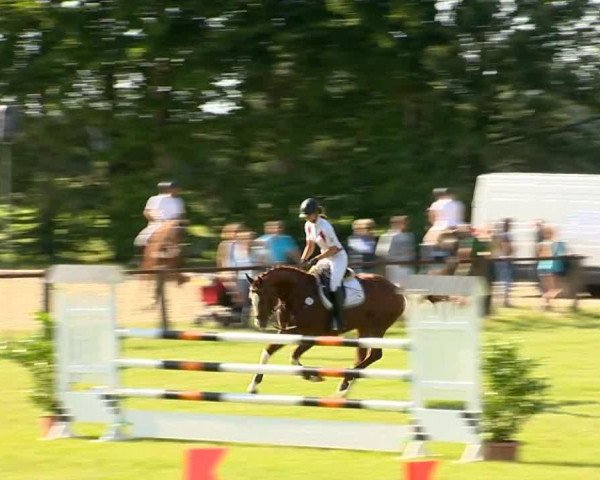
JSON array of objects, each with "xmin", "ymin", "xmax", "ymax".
[{"xmin": 2, "ymin": 307, "xmax": 600, "ymax": 479}]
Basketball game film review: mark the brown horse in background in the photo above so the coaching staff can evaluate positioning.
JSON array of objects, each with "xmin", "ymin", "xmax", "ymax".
[
  {"xmin": 245, "ymin": 266, "xmax": 406, "ymax": 397},
  {"xmin": 141, "ymin": 220, "xmax": 188, "ymax": 303}
]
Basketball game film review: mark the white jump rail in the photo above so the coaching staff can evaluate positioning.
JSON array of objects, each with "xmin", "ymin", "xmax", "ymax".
[
  {"xmin": 118, "ymin": 328, "xmax": 412, "ymax": 350},
  {"xmin": 48, "ymin": 265, "xmax": 485, "ymax": 462},
  {"xmin": 115, "ymin": 358, "xmax": 412, "ymax": 381}
]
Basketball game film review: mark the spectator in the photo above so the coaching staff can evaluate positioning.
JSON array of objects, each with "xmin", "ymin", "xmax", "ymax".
[
  {"xmin": 492, "ymin": 218, "xmax": 514, "ymax": 308},
  {"xmin": 454, "ymin": 223, "xmax": 476, "ymax": 276},
  {"xmin": 347, "ymin": 219, "xmax": 377, "ymax": 272},
  {"xmin": 423, "ymin": 188, "xmax": 464, "ymax": 269},
  {"xmin": 421, "ymin": 207, "xmax": 438, "ymax": 272},
  {"xmin": 446, "ymin": 188, "xmax": 465, "ymax": 229},
  {"xmin": 426, "ymin": 187, "xmax": 464, "ymax": 235},
  {"xmin": 216, "ymin": 223, "xmax": 241, "ymax": 269},
  {"xmin": 255, "ymin": 221, "xmax": 275, "ymax": 266},
  {"xmin": 269, "ymin": 221, "xmax": 301, "ymax": 265},
  {"xmin": 376, "ymin": 215, "xmax": 415, "ymax": 285},
  {"xmin": 231, "ymin": 228, "xmax": 259, "ymax": 318},
  {"xmin": 255, "ymin": 221, "xmax": 300, "ymax": 266},
  {"xmin": 534, "ymin": 219, "xmax": 545, "ymax": 247},
  {"xmin": 471, "ymin": 225, "xmax": 494, "ymax": 314},
  {"xmin": 532, "ymin": 219, "xmax": 545, "ymax": 291},
  {"xmin": 536, "ymin": 225, "xmax": 566, "ymax": 311}
]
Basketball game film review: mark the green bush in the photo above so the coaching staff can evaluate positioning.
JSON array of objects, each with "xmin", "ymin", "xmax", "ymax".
[
  {"xmin": 482, "ymin": 340, "xmax": 550, "ymax": 442},
  {"xmin": 1, "ymin": 312, "xmax": 58, "ymax": 414}
]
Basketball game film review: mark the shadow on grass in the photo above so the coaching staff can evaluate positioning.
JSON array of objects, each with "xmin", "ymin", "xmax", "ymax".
[
  {"xmin": 487, "ymin": 308, "xmax": 600, "ymax": 332},
  {"xmin": 520, "ymin": 460, "xmax": 600, "ymax": 469},
  {"xmin": 545, "ymin": 400, "xmax": 600, "ymax": 419}
]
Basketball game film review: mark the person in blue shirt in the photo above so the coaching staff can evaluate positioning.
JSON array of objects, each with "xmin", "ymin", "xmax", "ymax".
[
  {"xmin": 270, "ymin": 221, "xmax": 300, "ymax": 264},
  {"xmin": 537, "ymin": 225, "xmax": 566, "ymax": 310},
  {"xmin": 255, "ymin": 222, "xmax": 275, "ymax": 265},
  {"xmin": 256, "ymin": 221, "xmax": 300, "ymax": 266}
]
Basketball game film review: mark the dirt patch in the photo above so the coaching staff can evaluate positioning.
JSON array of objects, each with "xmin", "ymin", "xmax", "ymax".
[
  {"xmin": 1, "ymin": 275, "xmax": 202, "ymax": 333},
  {"xmin": 1, "ymin": 275, "xmax": 598, "ymax": 334}
]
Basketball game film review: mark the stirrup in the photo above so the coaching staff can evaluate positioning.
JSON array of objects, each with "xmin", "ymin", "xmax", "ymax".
[{"xmin": 330, "ymin": 315, "xmax": 343, "ymax": 332}]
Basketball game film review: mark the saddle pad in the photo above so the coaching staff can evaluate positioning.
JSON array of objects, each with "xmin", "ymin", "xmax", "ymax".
[{"xmin": 316, "ymin": 277, "xmax": 366, "ymax": 310}]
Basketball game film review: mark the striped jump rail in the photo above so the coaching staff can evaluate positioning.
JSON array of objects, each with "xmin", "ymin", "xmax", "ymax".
[
  {"xmin": 111, "ymin": 388, "xmax": 413, "ymax": 412},
  {"xmin": 115, "ymin": 358, "xmax": 412, "ymax": 381},
  {"xmin": 118, "ymin": 328, "xmax": 411, "ymax": 350}
]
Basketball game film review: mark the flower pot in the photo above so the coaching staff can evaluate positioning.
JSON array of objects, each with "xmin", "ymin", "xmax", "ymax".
[
  {"xmin": 38, "ymin": 415, "xmax": 57, "ymax": 438},
  {"xmin": 483, "ymin": 440, "xmax": 519, "ymax": 461}
]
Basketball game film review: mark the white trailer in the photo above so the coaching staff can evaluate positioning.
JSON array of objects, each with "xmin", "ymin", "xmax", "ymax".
[{"xmin": 471, "ymin": 173, "xmax": 600, "ymax": 294}]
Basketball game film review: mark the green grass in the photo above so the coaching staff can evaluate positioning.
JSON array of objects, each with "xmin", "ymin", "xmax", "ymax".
[{"xmin": 2, "ymin": 307, "xmax": 600, "ymax": 479}]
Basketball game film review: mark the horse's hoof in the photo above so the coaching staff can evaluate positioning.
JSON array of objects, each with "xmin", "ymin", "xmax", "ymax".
[
  {"xmin": 307, "ymin": 374, "xmax": 324, "ymax": 383},
  {"xmin": 246, "ymin": 385, "xmax": 258, "ymax": 394},
  {"xmin": 335, "ymin": 387, "xmax": 350, "ymax": 398}
]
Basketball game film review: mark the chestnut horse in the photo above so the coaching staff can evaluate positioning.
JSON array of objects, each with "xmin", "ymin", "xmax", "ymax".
[
  {"xmin": 141, "ymin": 220, "xmax": 188, "ymax": 303},
  {"xmin": 245, "ymin": 266, "xmax": 406, "ymax": 397}
]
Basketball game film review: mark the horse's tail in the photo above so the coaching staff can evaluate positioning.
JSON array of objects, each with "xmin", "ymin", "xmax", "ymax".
[
  {"xmin": 392, "ymin": 284, "xmax": 408, "ymax": 319},
  {"xmin": 396, "ymin": 291, "xmax": 407, "ymax": 318}
]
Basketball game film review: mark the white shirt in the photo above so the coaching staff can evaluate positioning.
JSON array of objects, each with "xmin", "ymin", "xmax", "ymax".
[
  {"xmin": 155, "ymin": 195, "xmax": 185, "ymax": 220},
  {"xmin": 430, "ymin": 197, "xmax": 463, "ymax": 228},
  {"xmin": 305, "ymin": 217, "xmax": 343, "ymax": 252},
  {"xmin": 145, "ymin": 194, "xmax": 166, "ymax": 212},
  {"xmin": 445, "ymin": 199, "xmax": 464, "ymax": 227}
]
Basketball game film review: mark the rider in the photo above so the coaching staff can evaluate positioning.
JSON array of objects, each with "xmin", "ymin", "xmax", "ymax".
[
  {"xmin": 134, "ymin": 181, "xmax": 170, "ymax": 251},
  {"xmin": 299, "ymin": 198, "xmax": 348, "ymax": 332},
  {"xmin": 158, "ymin": 180, "xmax": 186, "ymax": 223},
  {"xmin": 134, "ymin": 181, "xmax": 186, "ymax": 254}
]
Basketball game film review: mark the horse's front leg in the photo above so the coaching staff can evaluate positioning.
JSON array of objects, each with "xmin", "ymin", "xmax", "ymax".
[
  {"xmin": 290, "ymin": 344, "xmax": 323, "ymax": 382},
  {"xmin": 335, "ymin": 346, "xmax": 367, "ymax": 396},
  {"xmin": 336, "ymin": 346, "xmax": 381, "ymax": 398},
  {"xmin": 246, "ymin": 343, "xmax": 284, "ymax": 394}
]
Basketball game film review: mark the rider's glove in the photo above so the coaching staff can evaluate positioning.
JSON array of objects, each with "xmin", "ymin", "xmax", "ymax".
[{"xmin": 302, "ymin": 257, "xmax": 318, "ymax": 270}]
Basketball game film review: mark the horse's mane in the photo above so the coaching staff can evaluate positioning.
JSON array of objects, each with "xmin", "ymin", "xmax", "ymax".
[{"xmin": 254, "ymin": 265, "xmax": 312, "ymax": 285}]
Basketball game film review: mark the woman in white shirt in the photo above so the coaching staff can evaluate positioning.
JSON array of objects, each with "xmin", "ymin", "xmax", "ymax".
[{"xmin": 299, "ymin": 198, "xmax": 348, "ymax": 331}]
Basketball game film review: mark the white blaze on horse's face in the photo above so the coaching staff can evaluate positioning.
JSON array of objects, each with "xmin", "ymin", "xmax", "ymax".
[{"xmin": 249, "ymin": 288, "xmax": 266, "ymax": 329}]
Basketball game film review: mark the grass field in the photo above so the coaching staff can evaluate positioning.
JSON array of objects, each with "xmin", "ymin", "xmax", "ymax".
[{"xmin": 2, "ymin": 306, "xmax": 600, "ymax": 479}]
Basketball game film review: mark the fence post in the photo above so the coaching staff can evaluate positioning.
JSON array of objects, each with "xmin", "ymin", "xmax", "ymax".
[
  {"xmin": 565, "ymin": 255, "xmax": 584, "ymax": 311},
  {"xmin": 158, "ymin": 270, "xmax": 169, "ymax": 331},
  {"xmin": 43, "ymin": 277, "xmax": 52, "ymax": 313}
]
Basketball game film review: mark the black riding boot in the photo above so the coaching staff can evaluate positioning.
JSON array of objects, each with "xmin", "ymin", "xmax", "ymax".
[{"xmin": 330, "ymin": 288, "xmax": 345, "ymax": 332}]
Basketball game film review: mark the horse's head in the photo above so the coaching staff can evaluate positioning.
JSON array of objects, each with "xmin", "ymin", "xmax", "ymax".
[
  {"xmin": 246, "ymin": 266, "xmax": 305, "ymax": 330},
  {"xmin": 246, "ymin": 273, "xmax": 278, "ymax": 330}
]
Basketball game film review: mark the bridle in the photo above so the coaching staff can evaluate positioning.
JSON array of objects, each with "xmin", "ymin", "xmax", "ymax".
[{"xmin": 250, "ymin": 285, "xmax": 293, "ymax": 332}]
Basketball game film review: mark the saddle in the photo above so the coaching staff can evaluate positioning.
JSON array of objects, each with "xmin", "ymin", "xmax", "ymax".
[{"xmin": 309, "ymin": 264, "xmax": 365, "ymax": 310}]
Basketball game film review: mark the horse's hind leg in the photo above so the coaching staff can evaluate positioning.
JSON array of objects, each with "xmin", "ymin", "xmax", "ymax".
[
  {"xmin": 336, "ymin": 347, "xmax": 383, "ymax": 398},
  {"xmin": 290, "ymin": 344, "xmax": 323, "ymax": 382},
  {"xmin": 246, "ymin": 343, "xmax": 284, "ymax": 394}
]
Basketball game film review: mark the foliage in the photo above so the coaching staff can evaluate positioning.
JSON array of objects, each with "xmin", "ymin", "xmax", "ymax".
[
  {"xmin": 1, "ymin": 312, "xmax": 58, "ymax": 414},
  {"xmin": 482, "ymin": 339, "xmax": 550, "ymax": 442},
  {"xmin": 1, "ymin": 2, "xmax": 600, "ymax": 262}
]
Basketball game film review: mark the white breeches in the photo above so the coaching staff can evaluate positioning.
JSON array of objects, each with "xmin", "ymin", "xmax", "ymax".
[
  {"xmin": 134, "ymin": 222, "xmax": 161, "ymax": 247},
  {"xmin": 316, "ymin": 250, "xmax": 348, "ymax": 291}
]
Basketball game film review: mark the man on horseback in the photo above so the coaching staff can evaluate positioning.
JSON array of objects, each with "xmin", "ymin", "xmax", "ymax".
[
  {"xmin": 134, "ymin": 181, "xmax": 186, "ymax": 251},
  {"xmin": 299, "ymin": 198, "xmax": 348, "ymax": 332},
  {"xmin": 134, "ymin": 181, "xmax": 169, "ymax": 250},
  {"xmin": 158, "ymin": 180, "xmax": 186, "ymax": 224}
]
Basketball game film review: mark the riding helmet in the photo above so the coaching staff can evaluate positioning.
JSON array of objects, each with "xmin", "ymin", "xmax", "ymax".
[{"xmin": 299, "ymin": 198, "xmax": 320, "ymax": 218}]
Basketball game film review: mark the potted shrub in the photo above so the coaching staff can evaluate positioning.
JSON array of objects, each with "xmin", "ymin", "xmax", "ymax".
[
  {"xmin": 482, "ymin": 340, "xmax": 550, "ymax": 461},
  {"xmin": 1, "ymin": 312, "xmax": 59, "ymax": 436}
]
